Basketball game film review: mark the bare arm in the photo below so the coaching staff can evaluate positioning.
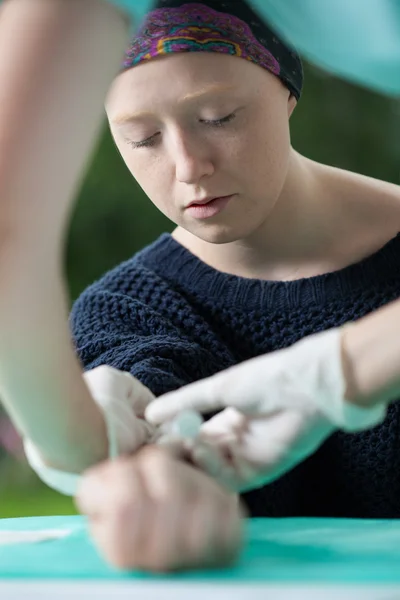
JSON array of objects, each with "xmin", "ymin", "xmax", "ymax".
[
  {"xmin": 307, "ymin": 155, "xmax": 400, "ymax": 411},
  {"xmin": 342, "ymin": 299, "xmax": 400, "ymax": 408},
  {"xmin": 0, "ymin": 0, "xmax": 130, "ymax": 472}
]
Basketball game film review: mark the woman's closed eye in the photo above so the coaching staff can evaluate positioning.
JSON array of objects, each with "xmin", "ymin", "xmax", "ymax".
[
  {"xmin": 127, "ymin": 133, "xmax": 160, "ymax": 149},
  {"xmin": 126, "ymin": 112, "xmax": 237, "ymax": 150},
  {"xmin": 200, "ymin": 112, "xmax": 237, "ymax": 127}
]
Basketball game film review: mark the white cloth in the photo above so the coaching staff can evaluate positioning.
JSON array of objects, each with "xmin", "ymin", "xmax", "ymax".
[{"xmin": 24, "ymin": 366, "xmax": 155, "ymax": 496}]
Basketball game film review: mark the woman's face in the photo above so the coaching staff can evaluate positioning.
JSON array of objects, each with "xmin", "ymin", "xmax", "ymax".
[{"xmin": 106, "ymin": 52, "xmax": 296, "ymax": 244}]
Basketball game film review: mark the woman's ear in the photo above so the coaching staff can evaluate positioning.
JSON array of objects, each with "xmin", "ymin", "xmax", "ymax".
[{"xmin": 288, "ymin": 94, "xmax": 297, "ymax": 118}]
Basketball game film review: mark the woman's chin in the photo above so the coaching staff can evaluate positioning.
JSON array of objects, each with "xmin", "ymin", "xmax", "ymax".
[{"xmin": 192, "ymin": 225, "xmax": 242, "ymax": 245}]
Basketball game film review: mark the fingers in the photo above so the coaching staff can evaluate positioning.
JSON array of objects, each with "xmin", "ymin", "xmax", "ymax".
[
  {"xmin": 83, "ymin": 366, "xmax": 156, "ymax": 456},
  {"xmin": 145, "ymin": 374, "xmax": 228, "ymax": 425},
  {"xmin": 75, "ymin": 459, "xmax": 115, "ymax": 517},
  {"xmin": 191, "ymin": 408, "xmax": 300, "ymax": 492},
  {"xmin": 95, "ymin": 467, "xmax": 150, "ymax": 570},
  {"xmin": 171, "ymin": 465, "xmax": 243, "ymax": 570},
  {"xmin": 144, "ymin": 353, "xmax": 276, "ymax": 426},
  {"xmin": 182, "ymin": 494, "xmax": 227, "ymax": 569},
  {"xmin": 154, "ymin": 435, "xmax": 192, "ymax": 460},
  {"xmin": 216, "ymin": 494, "xmax": 245, "ymax": 566},
  {"xmin": 191, "ymin": 408, "xmax": 250, "ymax": 490},
  {"xmin": 75, "ymin": 447, "xmax": 243, "ymax": 572},
  {"xmin": 75, "ymin": 457, "xmax": 150, "ymax": 569},
  {"xmin": 190, "ymin": 441, "xmax": 237, "ymax": 490},
  {"xmin": 133, "ymin": 448, "xmax": 184, "ymax": 571},
  {"xmin": 83, "ymin": 365, "xmax": 155, "ymax": 418}
]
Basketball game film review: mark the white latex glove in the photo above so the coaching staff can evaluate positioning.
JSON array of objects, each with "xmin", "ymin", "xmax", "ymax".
[
  {"xmin": 24, "ymin": 365, "xmax": 156, "ymax": 495},
  {"xmin": 82, "ymin": 365, "xmax": 156, "ymax": 457},
  {"xmin": 145, "ymin": 328, "xmax": 388, "ymax": 492}
]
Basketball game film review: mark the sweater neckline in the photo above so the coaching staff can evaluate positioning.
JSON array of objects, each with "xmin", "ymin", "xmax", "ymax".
[{"xmin": 139, "ymin": 232, "xmax": 400, "ymax": 311}]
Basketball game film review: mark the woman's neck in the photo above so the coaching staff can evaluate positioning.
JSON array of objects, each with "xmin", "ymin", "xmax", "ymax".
[{"xmin": 173, "ymin": 151, "xmax": 400, "ymax": 281}]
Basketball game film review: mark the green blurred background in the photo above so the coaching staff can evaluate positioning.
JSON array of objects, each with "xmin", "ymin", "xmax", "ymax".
[{"xmin": 1, "ymin": 61, "xmax": 399, "ymax": 518}]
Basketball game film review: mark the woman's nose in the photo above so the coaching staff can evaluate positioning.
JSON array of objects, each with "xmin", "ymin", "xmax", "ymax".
[{"xmin": 173, "ymin": 135, "xmax": 215, "ymax": 184}]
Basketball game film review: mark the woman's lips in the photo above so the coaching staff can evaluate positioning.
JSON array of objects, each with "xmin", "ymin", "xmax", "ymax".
[{"xmin": 186, "ymin": 195, "xmax": 234, "ymax": 219}]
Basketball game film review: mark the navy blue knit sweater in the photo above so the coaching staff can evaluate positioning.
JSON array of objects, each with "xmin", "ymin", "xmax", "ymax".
[{"xmin": 71, "ymin": 232, "xmax": 400, "ymax": 519}]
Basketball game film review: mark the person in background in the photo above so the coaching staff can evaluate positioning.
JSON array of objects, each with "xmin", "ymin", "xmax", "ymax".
[{"xmin": 71, "ymin": 0, "xmax": 400, "ymax": 571}]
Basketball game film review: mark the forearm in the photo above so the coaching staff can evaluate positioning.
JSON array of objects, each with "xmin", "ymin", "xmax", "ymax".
[
  {"xmin": 0, "ymin": 0, "xmax": 129, "ymax": 242},
  {"xmin": 342, "ymin": 299, "xmax": 400, "ymax": 408},
  {"xmin": 0, "ymin": 0, "xmax": 129, "ymax": 472}
]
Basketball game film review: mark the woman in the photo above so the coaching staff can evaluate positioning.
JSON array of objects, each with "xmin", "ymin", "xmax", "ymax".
[{"xmin": 1, "ymin": 0, "xmax": 400, "ymax": 573}]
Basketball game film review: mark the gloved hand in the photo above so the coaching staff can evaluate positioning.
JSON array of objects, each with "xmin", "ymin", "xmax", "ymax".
[
  {"xmin": 82, "ymin": 365, "xmax": 156, "ymax": 458},
  {"xmin": 145, "ymin": 328, "xmax": 388, "ymax": 492}
]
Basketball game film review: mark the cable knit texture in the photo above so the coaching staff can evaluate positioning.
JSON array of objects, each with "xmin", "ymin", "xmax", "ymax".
[{"xmin": 71, "ymin": 233, "xmax": 400, "ymax": 518}]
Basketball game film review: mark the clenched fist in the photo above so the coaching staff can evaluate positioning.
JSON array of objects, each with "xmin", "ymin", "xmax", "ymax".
[{"xmin": 75, "ymin": 446, "xmax": 244, "ymax": 572}]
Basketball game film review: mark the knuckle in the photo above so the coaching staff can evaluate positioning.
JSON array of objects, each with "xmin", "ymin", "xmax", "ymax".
[
  {"xmin": 81, "ymin": 457, "xmax": 113, "ymax": 484},
  {"xmin": 84, "ymin": 366, "xmax": 135, "ymax": 403},
  {"xmin": 112, "ymin": 491, "xmax": 138, "ymax": 518},
  {"xmin": 100, "ymin": 460, "xmax": 142, "ymax": 512},
  {"xmin": 106, "ymin": 545, "xmax": 139, "ymax": 571},
  {"xmin": 83, "ymin": 364, "xmax": 114, "ymax": 387},
  {"xmin": 138, "ymin": 449, "xmax": 178, "ymax": 503},
  {"xmin": 209, "ymin": 373, "xmax": 226, "ymax": 406},
  {"xmin": 106, "ymin": 456, "xmax": 132, "ymax": 481},
  {"xmin": 128, "ymin": 379, "xmax": 156, "ymax": 416},
  {"xmin": 138, "ymin": 445, "xmax": 170, "ymax": 471}
]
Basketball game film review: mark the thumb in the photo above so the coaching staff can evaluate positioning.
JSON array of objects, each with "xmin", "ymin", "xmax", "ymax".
[{"xmin": 145, "ymin": 373, "xmax": 229, "ymax": 425}]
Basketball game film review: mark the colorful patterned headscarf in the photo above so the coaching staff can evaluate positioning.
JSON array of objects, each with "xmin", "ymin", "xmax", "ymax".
[{"xmin": 123, "ymin": 0, "xmax": 303, "ymax": 100}]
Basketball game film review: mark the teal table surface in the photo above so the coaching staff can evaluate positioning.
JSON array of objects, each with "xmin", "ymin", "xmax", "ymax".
[{"xmin": 1, "ymin": 515, "xmax": 400, "ymax": 583}]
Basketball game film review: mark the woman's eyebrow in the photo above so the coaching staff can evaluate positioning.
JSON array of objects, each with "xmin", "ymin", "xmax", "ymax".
[
  {"xmin": 112, "ymin": 111, "xmax": 153, "ymax": 125},
  {"xmin": 112, "ymin": 83, "xmax": 236, "ymax": 125},
  {"xmin": 179, "ymin": 83, "xmax": 236, "ymax": 103}
]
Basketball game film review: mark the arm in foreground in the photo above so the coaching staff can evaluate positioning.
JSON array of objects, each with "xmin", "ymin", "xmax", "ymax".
[
  {"xmin": 0, "ymin": 0, "xmax": 130, "ymax": 473},
  {"xmin": 25, "ymin": 280, "xmax": 219, "ymax": 494}
]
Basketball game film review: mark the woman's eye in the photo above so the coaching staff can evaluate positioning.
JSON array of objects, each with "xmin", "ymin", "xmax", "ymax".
[
  {"xmin": 125, "ymin": 112, "xmax": 237, "ymax": 148},
  {"xmin": 201, "ymin": 112, "xmax": 237, "ymax": 127},
  {"xmin": 127, "ymin": 133, "xmax": 160, "ymax": 149}
]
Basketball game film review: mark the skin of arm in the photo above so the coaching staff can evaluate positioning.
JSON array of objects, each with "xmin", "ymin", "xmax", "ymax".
[
  {"xmin": 313, "ymin": 158, "xmax": 400, "ymax": 411},
  {"xmin": 0, "ymin": 0, "xmax": 130, "ymax": 472},
  {"xmin": 342, "ymin": 299, "xmax": 400, "ymax": 409}
]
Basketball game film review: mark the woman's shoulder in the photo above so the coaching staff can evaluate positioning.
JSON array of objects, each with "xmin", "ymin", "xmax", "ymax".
[
  {"xmin": 317, "ymin": 161, "xmax": 400, "ymax": 257},
  {"xmin": 72, "ymin": 234, "xmax": 174, "ymax": 304}
]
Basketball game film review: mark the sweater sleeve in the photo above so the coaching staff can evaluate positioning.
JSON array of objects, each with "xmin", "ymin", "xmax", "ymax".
[{"xmin": 70, "ymin": 285, "xmax": 217, "ymax": 396}]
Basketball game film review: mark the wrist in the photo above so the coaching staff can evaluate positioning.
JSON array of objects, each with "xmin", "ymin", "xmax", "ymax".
[
  {"xmin": 294, "ymin": 327, "xmax": 386, "ymax": 432},
  {"xmin": 340, "ymin": 317, "xmax": 399, "ymax": 408},
  {"xmin": 340, "ymin": 323, "xmax": 363, "ymax": 405}
]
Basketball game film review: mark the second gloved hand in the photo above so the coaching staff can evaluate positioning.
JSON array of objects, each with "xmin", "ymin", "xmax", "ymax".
[{"xmin": 145, "ymin": 328, "xmax": 388, "ymax": 492}]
